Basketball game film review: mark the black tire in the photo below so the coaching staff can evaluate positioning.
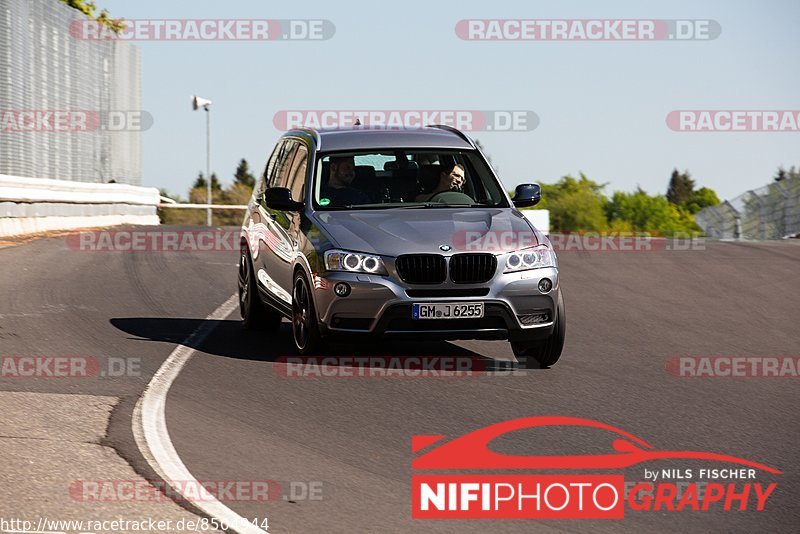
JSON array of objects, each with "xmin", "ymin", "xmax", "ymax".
[
  {"xmin": 292, "ymin": 271, "xmax": 323, "ymax": 355},
  {"xmin": 238, "ymin": 246, "xmax": 282, "ymax": 331},
  {"xmin": 511, "ymin": 294, "xmax": 566, "ymax": 368}
]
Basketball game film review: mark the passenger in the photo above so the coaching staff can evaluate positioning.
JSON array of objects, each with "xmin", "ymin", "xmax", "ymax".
[
  {"xmin": 415, "ymin": 162, "xmax": 466, "ymax": 202},
  {"xmin": 321, "ymin": 156, "xmax": 370, "ymax": 207}
]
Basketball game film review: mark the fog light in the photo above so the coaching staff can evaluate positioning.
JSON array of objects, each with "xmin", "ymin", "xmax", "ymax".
[
  {"xmin": 517, "ymin": 312, "xmax": 551, "ymax": 325},
  {"xmin": 334, "ymin": 282, "xmax": 351, "ymax": 297},
  {"xmin": 538, "ymin": 278, "xmax": 553, "ymax": 293}
]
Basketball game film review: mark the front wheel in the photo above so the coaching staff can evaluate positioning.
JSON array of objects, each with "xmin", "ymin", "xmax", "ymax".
[
  {"xmin": 292, "ymin": 272, "xmax": 322, "ymax": 355},
  {"xmin": 511, "ymin": 294, "xmax": 566, "ymax": 368}
]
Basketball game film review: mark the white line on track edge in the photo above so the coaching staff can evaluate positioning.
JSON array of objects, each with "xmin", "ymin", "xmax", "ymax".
[{"xmin": 132, "ymin": 294, "xmax": 267, "ymax": 534}]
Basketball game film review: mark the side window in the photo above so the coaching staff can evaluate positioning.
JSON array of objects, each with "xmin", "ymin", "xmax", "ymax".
[
  {"xmin": 286, "ymin": 144, "xmax": 309, "ymax": 202},
  {"xmin": 274, "ymin": 140, "xmax": 298, "ymax": 189}
]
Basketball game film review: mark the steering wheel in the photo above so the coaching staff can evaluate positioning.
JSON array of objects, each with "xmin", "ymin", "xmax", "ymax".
[{"xmin": 428, "ymin": 191, "xmax": 475, "ymax": 204}]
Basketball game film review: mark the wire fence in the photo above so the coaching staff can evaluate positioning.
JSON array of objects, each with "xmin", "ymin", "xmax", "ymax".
[
  {"xmin": 0, "ymin": 0, "xmax": 141, "ymax": 184},
  {"xmin": 695, "ymin": 175, "xmax": 800, "ymax": 240}
]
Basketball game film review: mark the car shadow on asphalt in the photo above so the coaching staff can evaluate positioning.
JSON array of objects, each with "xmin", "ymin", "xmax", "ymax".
[{"xmin": 110, "ymin": 317, "xmax": 523, "ymax": 372}]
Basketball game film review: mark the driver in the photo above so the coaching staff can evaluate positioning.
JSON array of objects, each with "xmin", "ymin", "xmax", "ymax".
[
  {"xmin": 321, "ymin": 156, "xmax": 370, "ymax": 207},
  {"xmin": 415, "ymin": 162, "xmax": 466, "ymax": 202}
]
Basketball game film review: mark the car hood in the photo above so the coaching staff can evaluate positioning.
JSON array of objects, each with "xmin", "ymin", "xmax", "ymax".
[{"xmin": 311, "ymin": 208, "xmax": 539, "ymax": 256}]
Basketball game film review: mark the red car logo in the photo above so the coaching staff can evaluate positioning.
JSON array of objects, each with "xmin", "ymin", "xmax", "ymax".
[{"xmin": 412, "ymin": 416, "xmax": 781, "ymax": 473}]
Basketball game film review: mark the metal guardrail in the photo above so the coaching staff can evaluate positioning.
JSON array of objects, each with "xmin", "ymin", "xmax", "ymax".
[{"xmin": 695, "ymin": 175, "xmax": 800, "ymax": 240}]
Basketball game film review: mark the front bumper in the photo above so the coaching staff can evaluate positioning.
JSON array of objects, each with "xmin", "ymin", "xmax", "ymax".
[{"xmin": 312, "ymin": 267, "xmax": 560, "ymax": 342}]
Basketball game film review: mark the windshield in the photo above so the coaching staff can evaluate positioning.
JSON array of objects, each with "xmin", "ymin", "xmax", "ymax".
[{"xmin": 312, "ymin": 149, "xmax": 509, "ymax": 210}]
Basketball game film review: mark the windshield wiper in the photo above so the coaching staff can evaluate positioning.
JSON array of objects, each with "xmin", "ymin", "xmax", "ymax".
[
  {"xmin": 324, "ymin": 202, "xmax": 499, "ymax": 210},
  {"xmin": 397, "ymin": 202, "xmax": 495, "ymax": 209}
]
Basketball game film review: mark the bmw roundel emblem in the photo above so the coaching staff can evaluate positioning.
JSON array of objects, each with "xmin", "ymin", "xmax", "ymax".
[{"xmin": 439, "ymin": 244, "xmax": 452, "ymax": 252}]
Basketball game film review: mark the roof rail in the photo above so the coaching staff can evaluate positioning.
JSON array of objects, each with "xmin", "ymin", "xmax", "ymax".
[{"xmin": 425, "ymin": 124, "xmax": 475, "ymax": 147}]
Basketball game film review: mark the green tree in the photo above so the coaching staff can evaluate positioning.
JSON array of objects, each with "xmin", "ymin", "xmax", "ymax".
[
  {"xmin": 666, "ymin": 169, "xmax": 695, "ymax": 206},
  {"xmin": 192, "ymin": 172, "xmax": 221, "ymax": 192},
  {"xmin": 225, "ymin": 182, "xmax": 253, "ymax": 206},
  {"xmin": 191, "ymin": 173, "xmax": 239, "ymax": 225},
  {"xmin": 606, "ymin": 188, "xmax": 698, "ymax": 237},
  {"xmin": 162, "ymin": 171, "xmax": 252, "ymax": 226},
  {"xmin": 774, "ymin": 166, "xmax": 800, "ymax": 182},
  {"xmin": 58, "ymin": 0, "xmax": 124, "ymax": 32},
  {"xmin": 684, "ymin": 187, "xmax": 720, "ymax": 214},
  {"xmin": 534, "ymin": 174, "xmax": 609, "ymax": 232},
  {"xmin": 233, "ymin": 158, "xmax": 256, "ymax": 188}
]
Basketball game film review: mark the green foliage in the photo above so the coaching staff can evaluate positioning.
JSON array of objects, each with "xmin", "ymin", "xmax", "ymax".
[
  {"xmin": 684, "ymin": 187, "xmax": 720, "ymax": 214},
  {"xmin": 191, "ymin": 172, "xmax": 222, "ymax": 192},
  {"xmin": 666, "ymin": 169, "xmax": 695, "ymax": 206},
  {"xmin": 525, "ymin": 169, "xmax": 715, "ymax": 236},
  {"xmin": 664, "ymin": 168, "xmax": 721, "ymax": 216},
  {"xmin": 225, "ymin": 182, "xmax": 253, "ymax": 206},
  {"xmin": 58, "ymin": 0, "xmax": 124, "ymax": 33},
  {"xmin": 605, "ymin": 188, "xmax": 699, "ymax": 237},
  {"xmin": 233, "ymin": 158, "xmax": 256, "ymax": 188},
  {"xmin": 535, "ymin": 174, "xmax": 609, "ymax": 232},
  {"xmin": 159, "ymin": 160, "xmax": 256, "ymax": 225},
  {"xmin": 774, "ymin": 165, "xmax": 799, "ymax": 182}
]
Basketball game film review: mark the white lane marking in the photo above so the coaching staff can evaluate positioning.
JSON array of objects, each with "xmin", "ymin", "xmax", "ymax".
[{"xmin": 132, "ymin": 293, "xmax": 267, "ymax": 534}]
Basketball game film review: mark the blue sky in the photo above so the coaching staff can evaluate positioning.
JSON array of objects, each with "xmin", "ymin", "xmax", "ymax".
[{"xmin": 101, "ymin": 0, "xmax": 800, "ymax": 200}]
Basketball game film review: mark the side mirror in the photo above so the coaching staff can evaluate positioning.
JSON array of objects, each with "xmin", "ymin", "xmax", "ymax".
[
  {"xmin": 512, "ymin": 183, "xmax": 541, "ymax": 208},
  {"xmin": 264, "ymin": 187, "xmax": 303, "ymax": 211}
]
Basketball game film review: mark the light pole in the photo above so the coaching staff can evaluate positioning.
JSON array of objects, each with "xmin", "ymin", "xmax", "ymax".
[{"xmin": 191, "ymin": 95, "xmax": 213, "ymax": 226}]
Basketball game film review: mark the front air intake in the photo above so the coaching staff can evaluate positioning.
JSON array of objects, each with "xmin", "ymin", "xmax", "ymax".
[
  {"xmin": 449, "ymin": 254, "xmax": 497, "ymax": 284},
  {"xmin": 395, "ymin": 254, "xmax": 447, "ymax": 284}
]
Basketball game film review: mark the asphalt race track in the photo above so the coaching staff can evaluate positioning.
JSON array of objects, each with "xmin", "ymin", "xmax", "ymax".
[{"xmin": 1, "ymin": 227, "xmax": 798, "ymax": 533}]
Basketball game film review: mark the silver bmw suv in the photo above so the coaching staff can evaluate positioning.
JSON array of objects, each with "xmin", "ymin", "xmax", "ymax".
[{"xmin": 238, "ymin": 126, "xmax": 565, "ymax": 367}]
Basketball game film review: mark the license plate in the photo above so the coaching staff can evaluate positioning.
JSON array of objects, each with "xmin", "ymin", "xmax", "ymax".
[{"xmin": 412, "ymin": 302, "xmax": 484, "ymax": 320}]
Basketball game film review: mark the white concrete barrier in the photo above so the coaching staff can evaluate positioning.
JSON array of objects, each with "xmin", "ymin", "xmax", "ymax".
[
  {"xmin": 0, "ymin": 174, "xmax": 160, "ymax": 237},
  {"xmin": 0, "ymin": 174, "xmax": 159, "ymax": 205},
  {"xmin": 521, "ymin": 209, "xmax": 550, "ymax": 235}
]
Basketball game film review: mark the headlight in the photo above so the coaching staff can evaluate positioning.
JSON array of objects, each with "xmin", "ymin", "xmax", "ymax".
[
  {"xmin": 324, "ymin": 249, "xmax": 387, "ymax": 275},
  {"xmin": 504, "ymin": 245, "xmax": 556, "ymax": 273}
]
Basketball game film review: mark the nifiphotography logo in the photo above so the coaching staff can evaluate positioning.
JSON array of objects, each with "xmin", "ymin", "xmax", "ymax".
[{"xmin": 411, "ymin": 416, "xmax": 780, "ymax": 519}]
